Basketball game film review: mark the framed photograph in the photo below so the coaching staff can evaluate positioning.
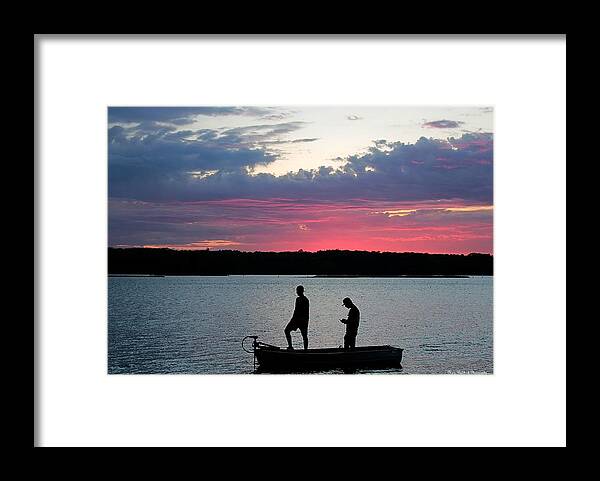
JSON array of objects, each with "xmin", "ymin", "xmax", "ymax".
[
  {"xmin": 35, "ymin": 34, "xmax": 566, "ymax": 447},
  {"xmin": 107, "ymin": 105, "xmax": 494, "ymax": 375}
]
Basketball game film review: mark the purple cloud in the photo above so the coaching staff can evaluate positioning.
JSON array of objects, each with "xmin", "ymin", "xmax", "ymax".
[
  {"xmin": 109, "ymin": 128, "xmax": 493, "ymax": 205},
  {"xmin": 423, "ymin": 119, "xmax": 465, "ymax": 129}
]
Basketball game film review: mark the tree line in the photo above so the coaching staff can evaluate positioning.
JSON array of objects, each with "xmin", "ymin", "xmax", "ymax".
[{"xmin": 108, "ymin": 248, "xmax": 493, "ymax": 276}]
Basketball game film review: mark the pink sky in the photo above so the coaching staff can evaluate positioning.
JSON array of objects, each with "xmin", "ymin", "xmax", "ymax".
[
  {"xmin": 108, "ymin": 107, "xmax": 493, "ymax": 254},
  {"xmin": 114, "ymin": 198, "xmax": 493, "ymax": 254}
]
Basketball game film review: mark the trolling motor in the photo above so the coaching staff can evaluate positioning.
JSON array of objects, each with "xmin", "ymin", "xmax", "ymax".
[
  {"xmin": 242, "ymin": 336, "xmax": 259, "ymax": 370},
  {"xmin": 242, "ymin": 335, "xmax": 259, "ymax": 353},
  {"xmin": 242, "ymin": 336, "xmax": 281, "ymax": 371}
]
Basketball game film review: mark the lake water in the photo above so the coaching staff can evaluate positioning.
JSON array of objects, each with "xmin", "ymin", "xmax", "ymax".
[{"xmin": 108, "ymin": 275, "xmax": 493, "ymax": 374}]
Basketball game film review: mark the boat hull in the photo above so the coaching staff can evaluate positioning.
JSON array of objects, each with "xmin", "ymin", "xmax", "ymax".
[{"xmin": 254, "ymin": 345, "xmax": 403, "ymax": 372}]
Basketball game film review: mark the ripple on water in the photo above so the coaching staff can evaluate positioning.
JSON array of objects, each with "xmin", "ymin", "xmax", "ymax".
[{"xmin": 108, "ymin": 275, "xmax": 493, "ymax": 374}]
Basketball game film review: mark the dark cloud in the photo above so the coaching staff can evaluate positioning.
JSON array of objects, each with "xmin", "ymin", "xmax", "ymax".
[
  {"xmin": 216, "ymin": 122, "xmax": 309, "ymax": 146},
  {"xmin": 260, "ymin": 111, "xmax": 296, "ymax": 121},
  {"xmin": 423, "ymin": 119, "xmax": 465, "ymax": 129},
  {"xmin": 108, "ymin": 106, "xmax": 277, "ymax": 126},
  {"xmin": 262, "ymin": 138, "xmax": 319, "ymax": 145},
  {"xmin": 108, "ymin": 124, "xmax": 277, "ymax": 195},
  {"xmin": 109, "ymin": 128, "xmax": 493, "ymax": 205},
  {"xmin": 107, "ymin": 119, "xmax": 323, "ymax": 201}
]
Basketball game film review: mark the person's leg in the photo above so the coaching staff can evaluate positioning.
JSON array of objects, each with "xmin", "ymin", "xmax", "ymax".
[
  {"xmin": 300, "ymin": 326, "xmax": 309, "ymax": 350},
  {"xmin": 343, "ymin": 333, "xmax": 349, "ymax": 349},
  {"xmin": 284, "ymin": 321, "xmax": 294, "ymax": 349}
]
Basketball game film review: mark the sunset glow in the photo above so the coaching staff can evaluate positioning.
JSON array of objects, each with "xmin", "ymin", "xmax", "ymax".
[{"xmin": 109, "ymin": 107, "xmax": 493, "ymax": 254}]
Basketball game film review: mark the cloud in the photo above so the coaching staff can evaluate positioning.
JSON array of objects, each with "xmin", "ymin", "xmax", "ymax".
[
  {"xmin": 109, "ymin": 197, "xmax": 493, "ymax": 253},
  {"xmin": 144, "ymin": 239, "xmax": 242, "ymax": 249},
  {"xmin": 423, "ymin": 119, "xmax": 465, "ymax": 129},
  {"xmin": 110, "ymin": 130, "xmax": 492, "ymax": 205},
  {"xmin": 108, "ymin": 125, "xmax": 277, "ymax": 192},
  {"xmin": 260, "ymin": 110, "xmax": 297, "ymax": 121},
  {"xmin": 216, "ymin": 122, "xmax": 309, "ymax": 146},
  {"xmin": 374, "ymin": 205, "xmax": 493, "ymax": 218},
  {"xmin": 108, "ymin": 120, "xmax": 319, "ymax": 195},
  {"xmin": 108, "ymin": 111, "xmax": 493, "ymax": 253},
  {"xmin": 108, "ymin": 106, "xmax": 278, "ymax": 126},
  {"xmin": 261, "ymin": 138, "xmax": 319, "ymax": 145}
]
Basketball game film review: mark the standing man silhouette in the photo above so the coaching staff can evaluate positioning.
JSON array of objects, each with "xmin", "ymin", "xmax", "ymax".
[
  {"xmin": 340, "ymin": 297, "xmax": 360, "ymax": 349},
  {"xmin": 285, "ymin": 285, "xmax": 310, "ymax": 350}
]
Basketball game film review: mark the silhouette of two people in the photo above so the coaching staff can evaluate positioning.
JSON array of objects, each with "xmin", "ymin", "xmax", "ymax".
[
  {"xmin": 285, "ymin": 285, "xmax": 310, "ymax": 350},
  {"xmin": 340, "ymin": 297, "xmax": 360, "ymax": 350},
  {"xmin": 284, "ymin": 286, "xmax": 360, "ymax": 351}
]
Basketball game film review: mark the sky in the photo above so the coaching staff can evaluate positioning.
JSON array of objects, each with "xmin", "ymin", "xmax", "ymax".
[{"xmin": 108, "ymin": 106, "xmax": 493, "ymax": 253}]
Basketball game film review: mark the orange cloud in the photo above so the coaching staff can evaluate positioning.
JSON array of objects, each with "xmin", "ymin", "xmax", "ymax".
[
  {"xmin": 375, "ymin": 205, "xmax": 493, "ymax": 218},
  {"xmin": 143, "ymin": 240, "xmax": 242, "ymax": 250}
]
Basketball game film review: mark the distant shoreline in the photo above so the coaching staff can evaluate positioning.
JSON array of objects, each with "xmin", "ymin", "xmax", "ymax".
[
  {"xmin": 107, "ymin": 273, "xmax": 491, "ymax": 279},
  {"xmin": 108, "ymin": 248, "xmax": 493, "ymax": 277},
  {"xmin": 108, "ymin": 274, "xmax": 166, "ymax": 278},
  {"xmin": 313, "ymin": 274, "xmax": 470, "ymax": 278}
]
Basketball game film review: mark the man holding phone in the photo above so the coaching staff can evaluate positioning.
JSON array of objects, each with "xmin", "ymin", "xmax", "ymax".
[{"xmin": 340, "ymin": 297, "xmax": 360, "ymax": 349}]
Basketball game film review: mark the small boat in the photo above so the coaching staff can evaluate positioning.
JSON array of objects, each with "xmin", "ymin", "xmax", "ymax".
[{"xmin": 242, "ymin": 336, "xmax": 403, "ymax": 372}]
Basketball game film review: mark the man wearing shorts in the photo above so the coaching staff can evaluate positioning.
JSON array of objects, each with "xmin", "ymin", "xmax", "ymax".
[{"xmin": 284, "ymin": 285, "xmax": 310, "ymax": 350}]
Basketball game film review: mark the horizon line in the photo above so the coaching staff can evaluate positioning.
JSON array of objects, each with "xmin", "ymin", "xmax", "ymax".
[{"xmin": 108, "ymin": 246, "xmax": 493, "ymax": 256}]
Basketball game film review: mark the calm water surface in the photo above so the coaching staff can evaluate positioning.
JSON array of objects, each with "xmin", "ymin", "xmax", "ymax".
[{"xmin": 108, "ymin": 275, "xmax": 493, "ymax": 374}]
